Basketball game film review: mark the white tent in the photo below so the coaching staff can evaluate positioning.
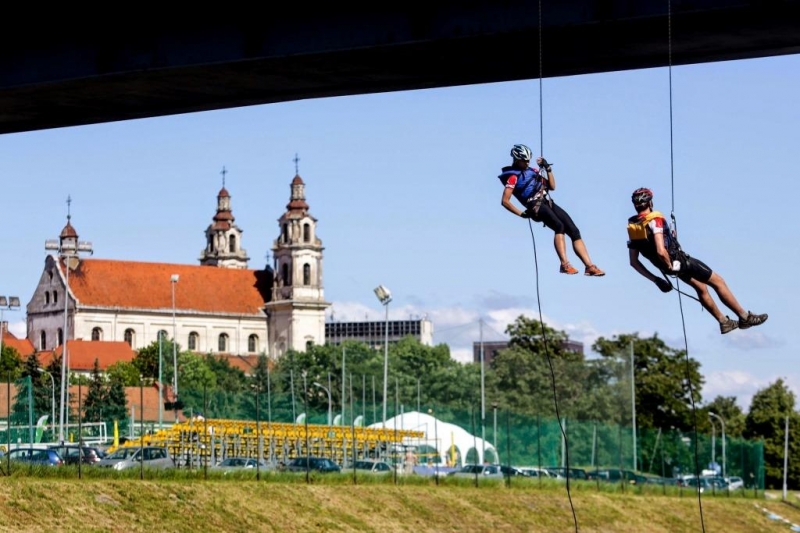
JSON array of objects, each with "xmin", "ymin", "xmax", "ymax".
[{"xmin": 367, "ymin": 411, "xmax": 497, "ymax": 466}]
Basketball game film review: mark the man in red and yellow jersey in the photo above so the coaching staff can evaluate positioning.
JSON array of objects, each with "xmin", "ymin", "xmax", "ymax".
[{"xmin": 627, "ymin": 188, "xmax": 767, "ymax": 335}]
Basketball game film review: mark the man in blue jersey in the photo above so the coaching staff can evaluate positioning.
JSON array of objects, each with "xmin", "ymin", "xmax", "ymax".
[
  {"xmin": 627, "ymin": 187, "xmax": 767, "ymax": 334},
  {"xmin": 499, "ymin": 144, "xmax": 605, "ymax": 276}
]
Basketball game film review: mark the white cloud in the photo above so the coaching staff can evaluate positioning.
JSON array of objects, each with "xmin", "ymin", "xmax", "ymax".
[
  {"xmin": 8, "ymin": 320, "xmax": 25, "ymax": 338},
  {"xmin": 723, "ymin": 330, "xmax": 783, "ymax": 350},
  {"xmin": 704, "ymin": 370, "xmax": 800, "ymax": 410}
]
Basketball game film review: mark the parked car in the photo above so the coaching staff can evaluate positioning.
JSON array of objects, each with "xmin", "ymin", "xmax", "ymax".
[
  {"xmin": 48, "ymin": 445, "xmax": 104, "ymax": 466},
  {"xmin": 518, "ymin": 467, "xmax": 558, "ymax": 479},
  {"xmin": 498, "ymin": 465, "xmax": 528, "ymax": 477},
  {"xmin": 212, "ymin": 457, "xmax": 270, "ymax": 472},
  {"xmin": 548, "ymin": 467, "xmax": 588, "ymax": 481},
  {"xmin": 353, "ymin": 459, "xmax": 393, "ymax": 474},
  {"xmin": 448, "ymin": 464, "xmax": 503, "ymax": 478},
  {"xmin": 586, "ymin": 468, "xmax": 645, "ymax": 484},
  {"xmin": 726, "ymin": 476, "xmax": 744, "ymax": 490},
  {"xmin": 285, "ymin": 456, "xmax": 341, "ymax": 473},
  {"xmin": 6, "ymin": 448, "xmax": 63, "ymax": 466},
  {"xmin": 96, "ymin": 446, "xmax": 175, "ymax": 471}
]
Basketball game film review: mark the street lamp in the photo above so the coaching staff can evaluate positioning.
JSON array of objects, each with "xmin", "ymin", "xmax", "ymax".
[
  {"xmin": 313, "ymin": 382, "xmax": 332, "ymax": 426},
  {"xmin": 37, "ymin": 368, "xmax": 56, "ymax": 438},
  {"xmin": 709, "ymin": 411, "xmax": 726, "ymax": 478},
  {"xmin": 45, "ymin": 210, "xmax": 93, "ymax": 443},
  {"xmin": 170, "ymin": 274, "xmax": 179, "ymax": 413},
  {"xmin": 0, "ymin": 296, "xmax": 21, "ymax": 365},
  {"xmin": 373, "ymin": 285, "xmax": 391, "ymax": 427}
]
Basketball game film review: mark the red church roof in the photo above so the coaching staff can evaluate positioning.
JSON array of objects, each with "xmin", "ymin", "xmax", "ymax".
[
  {"xmin": 42, "ymin": 340, "xmax": 135, "ymax": 371},
  {"xmin": 58, "ymin": 258, "xmax": 271, "ymax": 315},
  {"xmin": 1, "ymin": 331, "xmax": 35, "ymax": 357}
]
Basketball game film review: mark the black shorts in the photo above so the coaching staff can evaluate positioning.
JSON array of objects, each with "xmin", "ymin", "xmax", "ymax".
[{"xmin": 676, "ymin": 255, "xmax": 713, "ymax": 284}]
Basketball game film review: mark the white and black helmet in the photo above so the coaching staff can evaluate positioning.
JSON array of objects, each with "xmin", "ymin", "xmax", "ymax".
[{"xmin": 510, "ymin": 144, "xmax": 532, "ymax": 161}]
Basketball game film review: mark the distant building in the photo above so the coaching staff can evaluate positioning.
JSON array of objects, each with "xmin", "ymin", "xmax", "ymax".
[
  {"xmin": 325, "ymin": 318, "xmax": 434, "ymax": 348},
  {"xmin": 472, "ymin": 338, "xmax": 584, "ymax": 365},
  {"xmin": 26, "ymin": 174, "xmax": 330, "ymax": 360},
  {"xmin": 1, "ymin": 324, "xmax": 35, "ymax": 357}
]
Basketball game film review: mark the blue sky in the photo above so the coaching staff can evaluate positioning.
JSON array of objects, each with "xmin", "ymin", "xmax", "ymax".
[{"xmin": 1, "ymin": 53, "xmax": 796, "ymax": 410}]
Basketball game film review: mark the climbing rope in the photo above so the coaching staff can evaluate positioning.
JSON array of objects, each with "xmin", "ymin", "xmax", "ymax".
[
  {"xmin": 532, "ymin": 1, "xmax": 578, "ymax": 531},
  {"xmin": 667, "ymin": 1, "xmax": 706, "ymax": 530}
]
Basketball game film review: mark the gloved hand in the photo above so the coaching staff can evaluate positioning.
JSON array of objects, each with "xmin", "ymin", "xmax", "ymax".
[
  {"xmin": 520, "ymin": 210, "xmax": 532, "ymax": 219},
  {"xmin": 537, "ymin": 157, "xmax": 552, "ymax": 172},
  {"xmin": 671, "ymin": 260, "xmax": 681, "ymax": 272},
  {"xmin": 656, "ymin": 279, "xmax": 673, "ymax": 293}
]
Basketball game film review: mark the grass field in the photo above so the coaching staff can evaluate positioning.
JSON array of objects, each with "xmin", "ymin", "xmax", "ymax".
[{"xmin": 0, "ymin": 467, "xmax": 798, "ymax": 532}]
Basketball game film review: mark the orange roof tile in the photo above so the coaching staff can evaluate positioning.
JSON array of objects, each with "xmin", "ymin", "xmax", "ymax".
[
  {"xmin": 1, "ymin": 332, "xmax": 35, "ymax": 357},
  {"xmin": 59, "ymin": 258, "xmax": 271, "ymax": 315},
  {"xmin": 216, "ymin": 354, "xmax": 259, "ymax": 375},
  {"xmin": 42, "ymin": 340, "xmax": 135, "ymax": 371}
]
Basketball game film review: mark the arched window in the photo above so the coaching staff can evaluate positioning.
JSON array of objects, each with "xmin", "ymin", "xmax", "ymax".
[
  {"xmin": 282, "ymin": 223, "xmax": 288, "ymax": 243},
  {"xmin": 229, "ymin": 234, "xmax": 236, "ymax": 252},
  {"xmin": 305, "ymin": 340, "xmax": 313, "ymax": 351},
  {"xmin": 158, "ymin": 330, "xmax": 169, "ymax": 343},
  {"xmin": 53, "ymin": 291, "xmax": 58, "ymax": 304},
  {"xmin": 124, "ymin": 328, "xmax": 135, "ymax": 348},
  {"xmin": 248, "ymin": 334, "xmax": 258, "ymax": 353},
  {"xmin": 282, "ymin": 263, "xmax": 291, "ymax": 286},
  {"xmin": 48, "ymin": 271, "xmax": 53, "ymax": 281},
  {"xmin": 303, "ymin": 223, "xmax": 311, "ymax": 243},
  {"xmin": 45, "ymin": 292, "xmax": 50, "ymax": 305},
  {"xmin": 303, "ymin": 263, "xmax": 311, "ymax": 285},
  {"xmin": 207, "ymin": 234, "xmax": 214, "ymax": 251},
  {"xmin": 57, "ymin": 328, "xmax": 63, "ymax": 346},
  {"xmin": 39, "ymin": 331, "xmax": 47, "ymax": 350},
  {"xmin": 91, "ymin": 327, "xmax": 102, "ymax": 341},
  {"xmin": 188, "ymin": 331, "xmax": 199, "ymax": 351},
  {"xmin": 218, "ymin": 333, "xmax": 229, "ymax": 352}
]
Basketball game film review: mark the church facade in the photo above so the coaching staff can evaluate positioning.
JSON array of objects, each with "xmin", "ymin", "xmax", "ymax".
[{"xmin": 25, "ymin": 174, "xmax": 330, "ymax": 359}]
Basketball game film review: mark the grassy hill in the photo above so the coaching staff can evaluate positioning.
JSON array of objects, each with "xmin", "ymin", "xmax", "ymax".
[{"xmin": 0, "ymin": 470, "xmax": 798, "ymax": 532}]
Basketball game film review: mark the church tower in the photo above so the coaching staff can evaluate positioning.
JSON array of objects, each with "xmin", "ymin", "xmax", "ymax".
[
  {"xmin": 264, "ymin": 166, "xmax": 330, "ymax": 356},
  {"xmin": 199, "ymin": 169, "xmax": 249, "ymax": 269}
]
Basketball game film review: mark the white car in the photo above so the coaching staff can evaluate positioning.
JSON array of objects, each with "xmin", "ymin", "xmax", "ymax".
[{"xmin": 726, "ymin": 476, "xmax": 744, "ymax": 490}]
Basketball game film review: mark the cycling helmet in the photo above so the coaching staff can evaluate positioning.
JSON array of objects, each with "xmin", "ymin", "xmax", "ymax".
[
  {"xmin": 510, "ymin": 144, "xmax": 532, "ymax": 161},
  {"xmin": 631, "ymin": 187, "xmax": 654, "ymax": 206}
]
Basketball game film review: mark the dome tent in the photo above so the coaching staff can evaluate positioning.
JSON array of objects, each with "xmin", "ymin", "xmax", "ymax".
[{"xmin": 368, "ymin": 411, "xmax": 497, "ymax": 466}]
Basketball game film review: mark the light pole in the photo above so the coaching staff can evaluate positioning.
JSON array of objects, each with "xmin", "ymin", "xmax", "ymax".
[
  {"xmin": 36, "ymin": 368, "xmax": 56, "ymax": 438},
  {"xmin": 631, "ymin": 339, "xmax": 637, "ymax": 472},
  {"xmin": 313, "ymin": 382, "xmax": 332, "ymax": 426},
  {"xmin": 170, "ymin": 274, "xmax": 179, "ymax": 414},
  {"xmin": 158, "ymin": 330, "xmax": 163, "ymax": 428},
  {"xmin": 373, "ymin": 285, "xmax": 392, "ymax": 427},
  {"xmin": 45, "ymin": 209, "xmax": 93, "ymax": 443},
  {"xmin": 0, "ymin": 296, "xmax": 21, "ymax": 365},
  {"xmin": 709, "ymin": 411, "xmax": 726, "ymax": 478}
]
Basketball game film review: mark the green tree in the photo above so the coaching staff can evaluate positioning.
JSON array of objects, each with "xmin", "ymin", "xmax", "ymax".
[
  {"xmin": 204, "ymin": 354, "xmax": 247, "ymax": 393},
  {"xmin": 704, "ymin": 395, "xmax": 746, "ymax": 438},
  {"xmin": 10, "ymin": 353, "xmax": 51, "ymax": 426},
  {"xmin": 82, "ymin": 358, "xmax": 107, "ymax": 423},
  {"xmin": 107, "ymin": 361, "xmax": 141, "ymax": 386},
  {"xmin": 105, "ymin": 375, "xmax": 129, "ymax": 435},
  {"xmin": 593, "ymin": 333, "xmax": 703, "ymax": 432},
  {"xmin": 0, "ymin": 344, "xmax": 22, "ymax": 380},
  {"xmin": 133, "ymin": 338, "xmax": 179, "ymax": 380},
  {"xmin": 744, "ymin": 379, "xmax": 800, "ymax": 489},
  {"xmin": 489, "ymin": 316, "xmax": 589, "ymax": 418}
]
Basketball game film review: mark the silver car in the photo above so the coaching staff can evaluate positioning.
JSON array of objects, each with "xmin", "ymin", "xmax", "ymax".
[{"xmin": 97, "ymin": 446, "xmax": 175, "ymax": 471}]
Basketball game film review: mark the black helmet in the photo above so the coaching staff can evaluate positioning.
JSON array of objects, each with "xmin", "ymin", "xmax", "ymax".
[{"xmin": 631, "ymin": 187, "xmax": 654, "ymax": 206}]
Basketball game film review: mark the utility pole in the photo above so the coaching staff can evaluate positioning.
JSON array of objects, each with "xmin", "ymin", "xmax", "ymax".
[{"xmin": 480, "ymin": 317, "xmax": 485, "ymax": 463}]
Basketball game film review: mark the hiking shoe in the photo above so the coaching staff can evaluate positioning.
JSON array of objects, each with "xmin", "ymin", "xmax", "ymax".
[
  {"xmin": 585, "ymin": 265, "xmax": 605, "ymax": 277},
  {"xmin": 559, "ymin": 263, "xmax": 578, "ymax": 275},
  {"xmin": 738, "ymin": 311, "xmax": 768, "ymax": 330},
  {"xmin": 720, "ymin": 317, "xmax": 739, "ymax": 335}
]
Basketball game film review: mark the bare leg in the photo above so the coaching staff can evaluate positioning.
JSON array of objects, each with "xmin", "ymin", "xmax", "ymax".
[
  {"xmin": 705, "ymin": 272, "xmax": 747, "ymax": 319},
  {"xmin": 554, "ymin": 233, "xmax": 570, "ymax": 266},
  {"xmin": 572, "ymin": 239, "xmax": 595, "ymax": 267},
  {"xmin": 685, "ymin": 278, "xmax": 727, "ymax": 323}
]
